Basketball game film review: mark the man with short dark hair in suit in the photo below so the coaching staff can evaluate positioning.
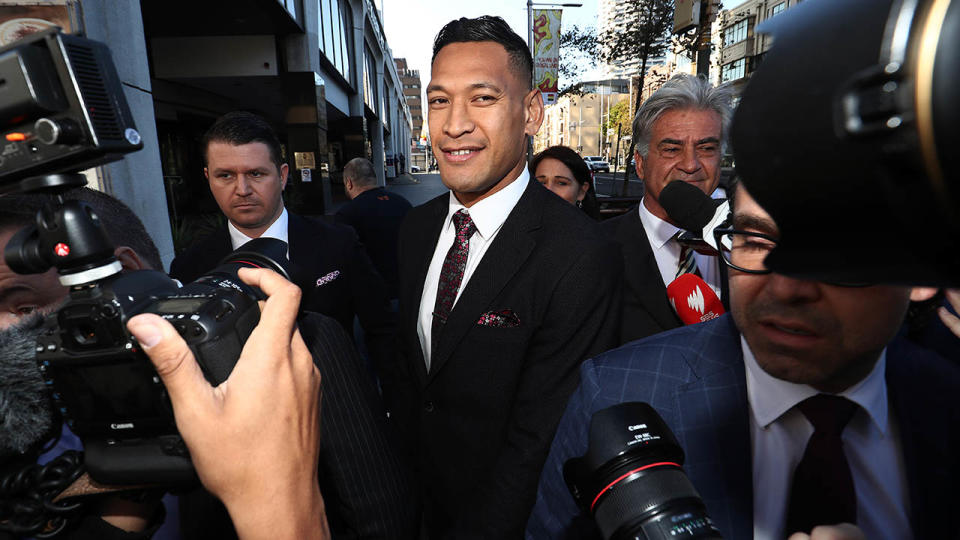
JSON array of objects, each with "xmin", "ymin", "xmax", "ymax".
[
  {"xmin": 168, "ymin": 111, "xmax": 395, "ymax": 381},
  {"xmin": 602, "ymin": 74, "xmax": 733, "ymax": 344},
  {"xmin": 528, "ymin": 183, "xmax": 959, "ymax": 539},
  {"xmin": 167, "ymin": 113, "xmax": 414, "ymax": 538},
  {"xmin": 391, "ymin": 15, "xmax": 621, "ymax": 539},
  {"xmin": 336, "ymin": 157, "xmax": 412, "ymax": 299}
]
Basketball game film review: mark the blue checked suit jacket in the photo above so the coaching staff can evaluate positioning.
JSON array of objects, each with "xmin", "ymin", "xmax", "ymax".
[{"xmin": 526, "ymin": 314, "xmax": 960, "ymax": 539}]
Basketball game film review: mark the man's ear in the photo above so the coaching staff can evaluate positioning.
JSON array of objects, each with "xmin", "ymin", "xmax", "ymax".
[
  {"xmin": 524, "ymin": 88, "xmax": 545, "ymax": 137},
  {"xmin": 910, "ymin": 287, "xmax": 939, "ymax": 302},
  {"xmin": 203, "ymin": 167, "xmax": 210, "ymax": 181},
  {"xmin": 114, "ymin": 246, "xmax": 147, "ymax": 271},
  {"xmin": 279, "ymin": 163, "xmax": 289, "ymax": 190},
  {"xmin": 634, "ymin": 149, "xmax": 644, "ymax": 180}
]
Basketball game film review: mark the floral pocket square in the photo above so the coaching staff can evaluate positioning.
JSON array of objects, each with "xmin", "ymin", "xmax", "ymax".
[
  {"xmin": 477, "ymin": 309, "xmax": 520, "ymax": 327},
  {"xmin": 315, "ymin": 270, "xmax": 341, "ymax": 287}
]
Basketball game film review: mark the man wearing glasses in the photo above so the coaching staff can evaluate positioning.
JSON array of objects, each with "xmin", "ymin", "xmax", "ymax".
[{"xmin": 527, "ymin": 183, "xmax": 960, "ymax": 540}]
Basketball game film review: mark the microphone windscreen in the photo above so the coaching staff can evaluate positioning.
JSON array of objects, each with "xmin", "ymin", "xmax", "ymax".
[
  {"xmin": 0, "ymin": 315, "xmax": 55, "ymax": 457},
  {"xmin": 660, "ymin": 181, "xmax": 720, "ymax": 232},
  {"xmin": 667, "ymin": 273, "xmax": 725, "ymax": 325}
]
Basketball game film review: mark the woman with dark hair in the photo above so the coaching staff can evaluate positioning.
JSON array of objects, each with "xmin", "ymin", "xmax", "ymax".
[{"xmin": 530, "ymin": 145, "xmax": 600, "ymax": 219}]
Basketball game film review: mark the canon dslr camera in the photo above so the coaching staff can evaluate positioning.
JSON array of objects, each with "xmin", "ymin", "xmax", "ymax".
[{"xmin": 0, "ymin": 28, "xmax": 292, "ymax": 486}]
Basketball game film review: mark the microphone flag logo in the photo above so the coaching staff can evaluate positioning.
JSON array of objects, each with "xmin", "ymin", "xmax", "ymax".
[{"xmin": 687, "ymin": 285, "xmax": 706, "ymax": 315}]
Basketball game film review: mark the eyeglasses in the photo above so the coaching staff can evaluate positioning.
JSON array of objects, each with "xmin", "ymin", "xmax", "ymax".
[
  {"xmin": 712, "ymin": 227, "xmax": 871, "ymax": 287},
  {"xmin": 712, "ymin": 227, "xmax": 777, "ymax": 274}
]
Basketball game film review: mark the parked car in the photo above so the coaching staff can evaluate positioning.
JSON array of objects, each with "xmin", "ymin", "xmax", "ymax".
[
  {"xmin": 583, "ymin": 156, "xmax": 610, "ymax": 173},
  {"xmin": 411, "ymin": 165, "xmax": 421, "ymax": 172}
]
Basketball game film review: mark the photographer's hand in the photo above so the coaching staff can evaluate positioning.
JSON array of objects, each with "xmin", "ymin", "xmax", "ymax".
[
  {"xmin": 126, "ymin": 268, "xmax": 328, "ymax": 540},
  {"xmin": 938, "ymin": 289, "xmax": 960, "ymax": 338}
]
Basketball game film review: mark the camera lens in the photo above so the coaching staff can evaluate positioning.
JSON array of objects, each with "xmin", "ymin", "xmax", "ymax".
[{"xmin": 564, "ymin": 402, "xmax": 721, "ymax": 540}]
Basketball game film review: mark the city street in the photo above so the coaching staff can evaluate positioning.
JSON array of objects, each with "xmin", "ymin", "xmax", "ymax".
[
  {"xmin": 592, "ymin": 171, "xmax": 645, "ymax": 198},
  {"xmin": 384, "ymin": 171, "xmax": 645, "ymax": 206},
  {"xmin": 386, "ymin": 172, "xmax": 449, "ymax": 207}
]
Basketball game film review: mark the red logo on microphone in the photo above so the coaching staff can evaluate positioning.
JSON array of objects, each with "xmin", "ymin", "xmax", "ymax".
[{"xmin": 54, "ymin": 243, "xmax": 70, "ymax": 257}]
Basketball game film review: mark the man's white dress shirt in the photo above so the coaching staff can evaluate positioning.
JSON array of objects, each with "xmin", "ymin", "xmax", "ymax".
[
  {"xmin": 227, "ymin": 207, "xmax": 289, "ymax": 255},
  {"xmin": 417, "ymin": 170, "xmax": 529, "ymax": 370},
  {"xmin": 637, "ymin": 200, "xmax": 721, "ymax": 297},
  {"xmin": 743, "ymin": 337, "xmax": 912, "ymax": 540}
]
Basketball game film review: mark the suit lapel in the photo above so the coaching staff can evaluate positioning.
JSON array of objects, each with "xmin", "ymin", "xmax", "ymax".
[
  {"xmin": 427, "ymin": 181, "xmax": 539, "ymax": 382},
  {"xmin": 672, "ymin": 316, "xmax": 753, "ymax": 539},
  {"xmin": 287, "ymin": 212, "xmax": 317, "ymax": 268},
  {"xmin": 403, "ymin": 196, "xmax": 448, "ymax": 385},
  {"xmin": 885, "ymin": 339, "xmax": 954, "ymax": 540},
  {"xmin": 619, "ymin": 209, "xmax": 681, "ymax": 330},
  {"xmin": 205, "ymin": 226, "xmax": 233, "ymax": 269}
]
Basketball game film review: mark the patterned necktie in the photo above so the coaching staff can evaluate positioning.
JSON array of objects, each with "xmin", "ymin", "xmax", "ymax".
[
  {"xmin": 676, "ymin": 235, "xmax": 701, "ymax": 278},
  {"xmin": 432, "ymin": 209, "xmax": 477, "ymax": 354},
  {"xmin": 786, "ymin": 394, "xmax": 859, "ymax": 535}
]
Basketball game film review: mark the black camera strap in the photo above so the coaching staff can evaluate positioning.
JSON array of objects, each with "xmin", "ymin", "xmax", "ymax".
[{"xmin": 0, "ymin": 450, "xmax": 85, "ymax": 538}]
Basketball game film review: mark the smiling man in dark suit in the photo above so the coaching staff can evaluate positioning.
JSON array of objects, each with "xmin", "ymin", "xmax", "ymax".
[
  {"xmin": 169, "ymin": 112, "xmax": 395, "ymax": 377},
  {"xmin": 602, "ymin": 74, "xmax": 733, "ymax": 344},
  {"xmin": 529, "ymin": 183, "xmax": 959, "ymax": 539},
  {"xmin": 390, "ymin": 16, "xmax": 621, "ymax": 539}
]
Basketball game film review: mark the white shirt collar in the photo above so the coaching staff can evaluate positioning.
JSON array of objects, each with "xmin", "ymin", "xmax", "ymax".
[
  {"xmin": 227, "ymin": 207, "xmax": 289, "ymax": 251},
  {"xmin": 444, "ymin": 168, "xmax": 529, "ymax": 240},
  {"xmin": 638, "ymin": 198, "xmax": 681, "ymax": 249},
  {"xmin": 742, "ymin": 335, "xmax": 889, "ymax": 435}
]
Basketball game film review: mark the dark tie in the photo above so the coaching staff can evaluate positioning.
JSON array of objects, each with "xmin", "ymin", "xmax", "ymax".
[
  {"xmin": 676, "ymin": 235, "xmax": 701, "ymax": 278},
  {"xmin": 786, "ymin": 394, "xmax": 858, "ymax": 535},
  {"xmin": 431, "ymin": 209, "xmax": 476, "ymax": 355}
]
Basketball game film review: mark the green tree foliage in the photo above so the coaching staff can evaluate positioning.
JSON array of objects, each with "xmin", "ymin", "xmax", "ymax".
[
  {"xmin": 597, "ymin": 0, "xmax": 675, "ymax": 189},
  {"xmin": 558, "ymin": 25, "xmax": 598, "ymax": 97},
  {"xmin": 603, "ymin": 99, "xmax": 634, "ymax": 138}
]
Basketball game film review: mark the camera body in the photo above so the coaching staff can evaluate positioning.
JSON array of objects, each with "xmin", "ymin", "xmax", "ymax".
[{"xmin": 30, "ymin": 246, "xmax": 283, "ymax": 485}]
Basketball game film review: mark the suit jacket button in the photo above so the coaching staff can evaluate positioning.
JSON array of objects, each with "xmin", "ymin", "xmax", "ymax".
[{"xmin": 424, "ymin": 400, "xmax": 434, "ymax": 412}]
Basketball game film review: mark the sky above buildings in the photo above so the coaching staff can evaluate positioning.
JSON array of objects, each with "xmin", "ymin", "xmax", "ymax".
[
  {"xmin": 383, "ymin": 0, "xmax": 602, "ymax": 87},
  {"xmin": 383, "ymin": 0, "xmax": 748, "ymax": 84},
  {"xmin": 382, "ymin": 0, "xmax": 748, "ymax": 123}
]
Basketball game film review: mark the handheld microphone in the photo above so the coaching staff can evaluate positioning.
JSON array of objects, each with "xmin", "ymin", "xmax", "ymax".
[
  {"xmin": 667, "ymin": 273, "xmax": 725, "ymax": 325},
  {"xmin": 660, "ymin": 181, "xmax": 730, "ymax": 252}
]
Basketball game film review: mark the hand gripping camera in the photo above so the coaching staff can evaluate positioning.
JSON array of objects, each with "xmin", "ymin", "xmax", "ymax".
[{"xmin": 0, "ymin": 28, "xmax": 291, "ymax": 486}]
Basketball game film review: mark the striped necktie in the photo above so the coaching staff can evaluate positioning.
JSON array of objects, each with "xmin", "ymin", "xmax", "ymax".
[{"xmin": 676, "ymin": 235, "xmax": 701, "ymax": 278}]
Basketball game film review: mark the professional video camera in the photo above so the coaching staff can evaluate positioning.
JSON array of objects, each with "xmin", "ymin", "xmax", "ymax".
[
  {"xmin": 732, "ymin": 0, "xmax": 960, "ymax": 287},
  {"xmin": 0, "ymin": 28, "xmax": 288, "ymax": 489},
  {"xmin": 564, "ymin": 403, "xmax": 721, "ymax": 540}
]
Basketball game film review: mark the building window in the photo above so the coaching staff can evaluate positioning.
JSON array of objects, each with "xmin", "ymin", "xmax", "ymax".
[
  {"xmin": 363, "ymin": 45, "xmax": 377, "ymax": 111},
  {"xmin": 722, "ymin": 58, "xmax": 746, "ymax": 82},
  {"xmin": 770, "ymin": 2, "xmax": 785, "ymax": 17},
  {"xmin": 723, "ymin": 19, "xmax": 747, "ymax": 46},
  {"xmin": 319, "ymin": 0, "xmax": 352, "ymax": 84}
]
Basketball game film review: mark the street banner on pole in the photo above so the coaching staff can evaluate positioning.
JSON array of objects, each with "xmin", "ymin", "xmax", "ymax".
[{"xmin": 532, "ymin": 9, "xmax": 561, "ymax": 106}]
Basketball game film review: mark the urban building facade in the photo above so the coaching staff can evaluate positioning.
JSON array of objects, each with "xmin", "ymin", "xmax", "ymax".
[
  {"xmin": 0, "ymin": 0, "xmax": 414, "ymax": 266},
  {"xmin": 716, "ymin": 0, "xmax": 803, "ymax": 95},
  {"xmin": 395, "ymin": 57, "xmax": 428, "ymax": 170},
  {"xmin": 598, "ymin": 0, "xmax": 666, "ymax": 79},
  {"xmin": 536, "ymin": 80, "xmax": 630, "ymax": 162}
]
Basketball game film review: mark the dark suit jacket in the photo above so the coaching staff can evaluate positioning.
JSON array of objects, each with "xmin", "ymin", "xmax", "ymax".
[
  {"xmin": 335, "ymin": 187, "xmax": 412, "ymax": 299},
  {"xmin": 169, "ymin": 211, "xmax": 396, "ymax": 382},
  {"xmin": 528, "ymin": 315, "xmax": 960, "ymax": 539},
  {"xmin": 601, "ymin": 207, "xmax": 728, "ymax": 345},
  {"xmin": 391, "ymin": 180, "xmax": 622, "ymax": 539},
  {"xmin": 178, "ymin": 312, "xmax": 418, "ymax": 540}
]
